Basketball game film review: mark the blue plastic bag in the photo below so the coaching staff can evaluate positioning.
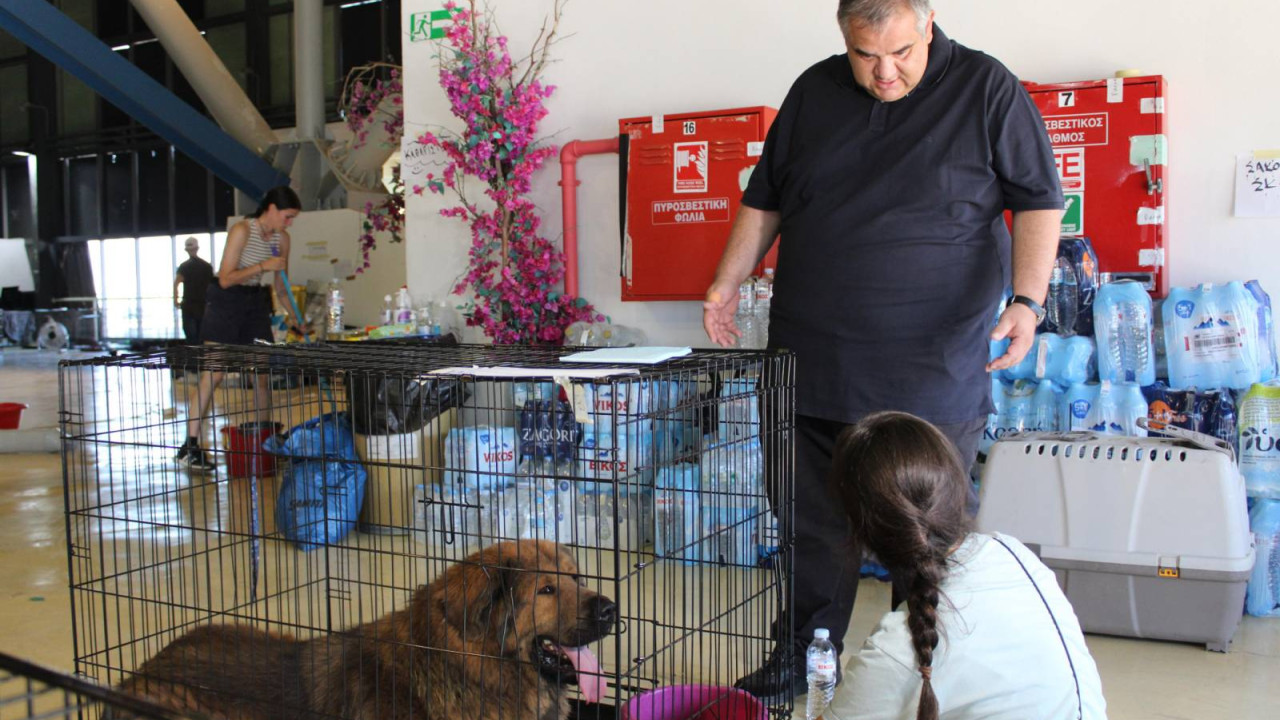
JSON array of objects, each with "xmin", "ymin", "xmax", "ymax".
[{"xmin": 266, "ymin": 412, "xmax": 367, "ymax": 551}]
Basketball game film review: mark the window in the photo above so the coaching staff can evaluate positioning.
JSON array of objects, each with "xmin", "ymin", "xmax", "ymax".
[
  {"xmin": 0, "ymin": 29, "xmax": 25, "ymax": 61},
  {"xmin": 205, "ymin": 24, "xmax": 248, "ymax": 92},
  {"xmin": 173, "ymin": 151, "xmax": 209, "ymax": 231},
  {"xmin": 103, "ymin": 152, "xmax": 134, "ymax": 234},
  {"xmin": 3, "ymin": 161, "xmax": 35, "ymax": 239},
  {"xmin": 138, "ymin": 235, "xmax": 178, "ymax": 337},
  {"xmin": 87, "ymin": 234, "xmax": 200, "ymax": 339},
  {"xmin": 67, "ymin": 156, "xmax": 101, "ymax": 236},
  {"xmin": 60, "ymin": 71, "xmax": 98, "ymax": 135},
  {"xmin": 0, "ymin": 64, "xmax": 28, "ymax": 146},
  {"xmin": 269, "ymin": 13, "xmax": 294, "ymax": 107},
  {"xmin": 97, "ymin": 236, "xmax": 139, "ymax": 338},
  {"xmin": 212, "ymin": 231, "xmax": 228, "ymax": 268},
  {"xmin": 137, "ymin": 148, "xmax": 170, "ymax": 234}
]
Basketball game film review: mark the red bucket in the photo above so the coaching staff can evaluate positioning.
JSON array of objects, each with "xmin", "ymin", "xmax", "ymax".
[
  {"xmin": 221, "ymin": 421, "xmax": 283, "ymax": 478},
  {"xmin": 620, "ymin": 685, "xmax": 767, "ymax": 720},
  {"xmin": 0, "ymin": 403, "xmax": 29, "ymax": 430}
]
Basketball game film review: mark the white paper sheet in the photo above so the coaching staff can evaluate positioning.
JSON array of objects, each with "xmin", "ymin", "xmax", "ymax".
[
  {"xmin": 1234, "ymin": 152, "xmax": 1280, "ymax": 218},
  {"xmin": 559, "ymin": 347, "xmax": 693, "ymax": 364}
]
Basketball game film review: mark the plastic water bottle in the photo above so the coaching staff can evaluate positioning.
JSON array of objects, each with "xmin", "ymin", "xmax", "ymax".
[
  {"xmin": 326, "ymin": 285, "xmax": 345, "ymax": 336},
  {"xmin": 1240, "ymin": 380, "xmax": 1280, "ymax": 499},
  {"xmin": 735, "ymin": 280, "xmax": 757, "ymax": 349},
  {"xmin": 380, "ymin": 294, "xmax": 394, "ymax": 326},
  {"xmin": 754, "ymin": 269, "xmax": 774, "ymax": 348},
  {"xmin": 1246, "ymin": 499, "xmax": 1280, "ymax": 617},
  {"xmin": 416, "ymin": 303, "xmax": 436, "ymax": 337},
  {"xmin": 1095, "ymin": 280, "xmax": 1155, "ymax": 386},
  {"xmin": 805, "ymin": 628, "xmax": 839, "ymax": 720},
  {"xmin": 1063, "ymin": 382, "xmax": 1101, "ymax": 432},
  {"xmin": 1246, "ymin": 280, "xmax": 1279, "ymax": 382},
  {"xmin": 1030, "ymin": 380, "xmax": 1061, "ymax": 432},
  {"xmin": 1047, "ymin": 256, "xmax": 1079, "ymax": 336}
]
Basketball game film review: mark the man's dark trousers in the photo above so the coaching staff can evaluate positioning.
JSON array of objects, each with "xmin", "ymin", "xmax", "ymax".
[{"xmin": 773, "ymin": 413, "xmax": 986, "ymax": 654}]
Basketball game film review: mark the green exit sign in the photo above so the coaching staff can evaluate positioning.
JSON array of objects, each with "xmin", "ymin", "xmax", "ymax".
[{"xmin": 409, "ymin": 9, "xmax": 455, "ymax": 43}]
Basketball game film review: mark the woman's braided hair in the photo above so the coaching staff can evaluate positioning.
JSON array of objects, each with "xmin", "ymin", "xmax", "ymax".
[{"xmin": 833, "ymin": 411, "xmax": 971, "ymax": 720}]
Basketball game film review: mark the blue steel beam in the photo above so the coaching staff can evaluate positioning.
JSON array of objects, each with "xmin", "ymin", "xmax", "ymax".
[{"xmin": 0, "ymin": 0, "xmax": 288, "ymax": 198}]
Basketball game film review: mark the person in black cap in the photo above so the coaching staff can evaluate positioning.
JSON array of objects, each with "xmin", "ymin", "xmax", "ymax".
[{"xmin": 174, "ymin": 236, "xmax": 214, "ymax": 344}]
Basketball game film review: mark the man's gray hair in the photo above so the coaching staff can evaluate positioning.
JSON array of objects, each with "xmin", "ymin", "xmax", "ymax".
[{"xmin": 837, "ymin": 0, "xmax": 932, "ymax": 35}]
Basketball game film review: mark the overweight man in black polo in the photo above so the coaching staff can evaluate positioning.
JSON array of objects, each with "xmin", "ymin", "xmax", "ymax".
[{"xmin": 704, "ymin": 0, "xmax": 1063, "ymax": 702}]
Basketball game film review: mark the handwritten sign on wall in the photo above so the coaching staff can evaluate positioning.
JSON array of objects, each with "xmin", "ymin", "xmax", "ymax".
[{"xmin": 1234, "ymin": 152, "xmax": 1280, "ymax": 218}]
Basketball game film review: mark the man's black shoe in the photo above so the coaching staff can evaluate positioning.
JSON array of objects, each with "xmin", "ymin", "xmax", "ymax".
[{"xmin": 733, "ymin": 644, "xmax": 807, "ymax": 706}]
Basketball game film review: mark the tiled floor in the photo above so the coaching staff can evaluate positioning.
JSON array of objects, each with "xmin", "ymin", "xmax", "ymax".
[{"xmin": 0, "ymin": 348, "xmax": 1277, "ymax": 719}]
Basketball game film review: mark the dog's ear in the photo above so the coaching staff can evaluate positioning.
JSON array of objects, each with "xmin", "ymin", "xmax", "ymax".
[{"xmin": 442, "ymin": 549, "xmax": 521, "ymax": 639}]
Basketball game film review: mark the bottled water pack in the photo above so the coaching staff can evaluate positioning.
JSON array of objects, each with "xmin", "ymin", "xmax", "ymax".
[
  {"xmin": 1142, "ymin": 383, "xmax": 1238, "ymax": 454},
  {"xmin": 578, "ymin": 425, "xmax": 655, "ymax": 481},
  {"xmin": 718, "ymin": 376, "xmax": 760, "ymax": 441},
  {"xmin": 1045, "ymin": 237, "xmax": 1101, "ymax": 337},
  {"xmin": 982, "ymin": 379, "xmax": 1035, "ymax": 455},
  {"xmin": 1063, "ymin": 381, "xmax": 1148, "ymax": 436},
  {"xmin": 572, "ymin": 481, "xmax": 650, "ymax": 551},
  {"xmin": 699, "ymin": 438, "xmax": 764, "ymax": 567},
  {"xmin": 444, "ymin": 426, "xmax": 517, "ymax": 491},
  {"xmin": 1163, "ymin": 282, "xmax": 1264, "ymax": 390},
  {"xmin": 1001, "ymin": 333, "xmax": 1096, "ymax": 385},
  {"xmin": 1246, "ymin": 499, "xmax": 1280, "ymax": 617},
  {"xmin": 518, "ymin": 399, "xmax": 580, "ymax": 466},
  {"xmin": 501, "ymin": 465, "xmax": 574, "ymax": 543},
  {"xmin": 654, "ymin": 463, "xmax": 702, "ymax": 563}
]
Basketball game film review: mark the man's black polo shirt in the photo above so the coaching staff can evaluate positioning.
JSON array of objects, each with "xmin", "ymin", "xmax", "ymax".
[{"xmin": 743, "ymin": 25, "xmax": 1062, "ymax": 425}]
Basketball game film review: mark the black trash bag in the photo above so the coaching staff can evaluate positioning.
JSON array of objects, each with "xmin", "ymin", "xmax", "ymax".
[{"xmin": 349, "ymin": 374, "xmax": 469, "ymax": 436}]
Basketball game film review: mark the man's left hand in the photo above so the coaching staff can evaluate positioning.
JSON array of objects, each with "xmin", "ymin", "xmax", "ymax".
[{"xmin": 986, "ymin": 303, "xmax": 1039, "ymax": 372}]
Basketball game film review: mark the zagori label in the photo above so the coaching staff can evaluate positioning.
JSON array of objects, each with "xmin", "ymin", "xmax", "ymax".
[
  {"xmin": 652, "ymin": 197, "xmax": 731, "ymax": 225},
  {"xmin": 1042, "ymin": 113, "xmax": 1109, "ymax": 147}
]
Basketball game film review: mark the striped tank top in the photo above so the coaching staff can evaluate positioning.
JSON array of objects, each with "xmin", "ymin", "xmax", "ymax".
[{"xmin": 237, "ymin": 219, "xmax": 281, "ymax": 286}]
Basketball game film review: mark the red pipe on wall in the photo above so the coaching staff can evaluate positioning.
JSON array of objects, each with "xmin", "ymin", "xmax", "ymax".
[{"xmin": 559, "ymin": 137, "xmax": 620, "ymax": 299}]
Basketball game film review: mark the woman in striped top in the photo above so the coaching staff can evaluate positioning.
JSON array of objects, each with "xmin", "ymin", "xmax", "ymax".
[{"xmin": 176, "ymin": 185, "xmax": 305, "ymax": 471}]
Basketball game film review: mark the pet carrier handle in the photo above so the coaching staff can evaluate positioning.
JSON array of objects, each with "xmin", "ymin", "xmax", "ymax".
[{"xmin": 1135, "ymin": 417, "xmax": 1235, "ymax": 460}]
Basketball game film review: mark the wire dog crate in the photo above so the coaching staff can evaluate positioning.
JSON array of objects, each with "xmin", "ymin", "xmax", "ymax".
[
  {"xmin": 60, "ymin": 344, "xmax": 794, "ymax": 720},
  {"xmin": 0, "ymin": 651, "xmax": 184, "ymax": 720}
]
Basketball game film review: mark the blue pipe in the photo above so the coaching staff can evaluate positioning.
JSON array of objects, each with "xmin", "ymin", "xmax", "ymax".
[{"xmin": 0, "ymin": 0, "xmax": 288, "ymax": 197}]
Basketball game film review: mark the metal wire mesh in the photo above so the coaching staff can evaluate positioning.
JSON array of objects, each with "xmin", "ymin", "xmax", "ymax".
[
  {"xmin": 60, "ymin": 343, "xmax": 795, "ymax": 720},
  {"xmin": 0, "ymin": 652, "xmax": 185, "ymax": 720}
]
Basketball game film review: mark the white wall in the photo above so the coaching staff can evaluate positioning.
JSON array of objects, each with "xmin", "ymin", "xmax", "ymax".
[
  {"xmin": 281, "ymin": 208, "xmax": 405, "ymax": 328},
  {"xmin": 403, "ymin": 0, "xmax": 1280, "ymax": 346}
]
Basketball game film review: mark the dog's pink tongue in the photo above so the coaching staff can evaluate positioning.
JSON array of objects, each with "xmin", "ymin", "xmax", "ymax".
[{"xmin": 555, "ymin": 645, "xmax": 607, "ymax": 704}]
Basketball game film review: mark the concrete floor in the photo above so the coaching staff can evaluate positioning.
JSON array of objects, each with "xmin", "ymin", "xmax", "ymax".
[{"xmin": 0, "ymin": 348, "xmax": 1278, "ymax": 719}]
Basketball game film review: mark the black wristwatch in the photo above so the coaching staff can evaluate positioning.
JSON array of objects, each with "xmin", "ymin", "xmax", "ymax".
[{"xmin": 1010, "ymin": 295, "xmax": 1047, "ymax": 324}]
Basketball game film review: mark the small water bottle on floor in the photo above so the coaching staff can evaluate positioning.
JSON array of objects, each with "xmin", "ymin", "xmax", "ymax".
[{"xmin": 805, "ymin": 628, "xmax": 838, "ymax": 720}]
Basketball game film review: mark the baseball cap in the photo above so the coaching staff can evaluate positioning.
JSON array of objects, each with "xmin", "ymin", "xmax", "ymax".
[{"xmin": 183, "ymin": 237, "xmax": 199, "ymax": 250}]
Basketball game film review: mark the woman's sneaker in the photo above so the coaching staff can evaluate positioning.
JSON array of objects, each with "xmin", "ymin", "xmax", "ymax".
[{"xmin": 175, "ymin": 440, "xmax": 215, "ymax": 472}]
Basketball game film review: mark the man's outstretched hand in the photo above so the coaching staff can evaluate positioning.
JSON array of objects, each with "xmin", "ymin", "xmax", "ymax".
[
  {"xmin": 703, "ymin": 281, "xmax": 742, "ymax": 348},
  {"xmin": 986, "ymin": 303, "xmax": 1038, "ymax": 372}
]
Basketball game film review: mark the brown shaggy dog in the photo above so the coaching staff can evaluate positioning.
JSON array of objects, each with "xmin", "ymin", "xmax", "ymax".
[{"xmin": 115, "ymin": 540, "xmax": 617, "ymax": 720}]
